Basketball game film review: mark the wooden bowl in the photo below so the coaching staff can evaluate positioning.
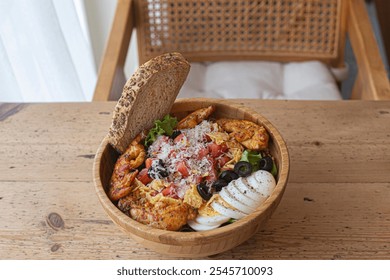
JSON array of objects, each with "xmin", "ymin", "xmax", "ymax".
[{"xmin": 93, "ymin": 98, "xmax": 289, "ymax": 257}]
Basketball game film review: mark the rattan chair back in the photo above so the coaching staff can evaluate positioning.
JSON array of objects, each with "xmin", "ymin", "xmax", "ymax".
[
  {"xmin": 134, "ymin": 0, "xmax": 347, "ymax": 66},
  {"xmin": 92, "ymin": 0, "xmax": 389, "ymax": 101}
]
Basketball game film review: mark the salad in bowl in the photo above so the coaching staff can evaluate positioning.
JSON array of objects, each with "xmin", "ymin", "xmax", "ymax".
[{"xmin": 108, "ymin": 105, "xmax": 278, "ymax": 231}]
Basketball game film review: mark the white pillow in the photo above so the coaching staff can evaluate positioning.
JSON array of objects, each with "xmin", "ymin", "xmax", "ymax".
[
  {"xmin": 283, "ymin": 61, "xmax": 341, "ymax": 100},
  {"xmin": 178, "ymin": 60, "xmax": 342, "ymax": 100},
  {"xmin": 204, "ymin": 61, "xmax": 283, "ymax": 99}
]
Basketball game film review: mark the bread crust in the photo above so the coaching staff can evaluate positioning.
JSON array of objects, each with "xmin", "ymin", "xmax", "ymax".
[{"xmin": 108, "ymin": 52, "xmax": 190, "ymax": 153}]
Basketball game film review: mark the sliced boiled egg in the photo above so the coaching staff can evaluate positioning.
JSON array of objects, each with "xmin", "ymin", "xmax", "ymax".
[
  {"xmin": 210, "ymin": 195, "xmax": 247, "ymax": 220},
  {"xmin": 190, "ymin": 170, "xmax": 277, "ymax": 231},
  {"xmin": 194, "ymin": 203, "xmax": 230, "ymax": 226},
  {"xmin": 244, "ymin": 176, "xmax": 267, "ymax": 205},
  {"xmin": 226, "ymin": 180, "xmax": 260, "ymax": 208},
  {"xmin": 252, "ymin": 170, "xmax": 276, "ymax": 197},
  {"xmin": 241, "ymin": 176, "xmax": 268, "ymax": 204},
  {"xmin": 187, "ymin": 219, "xmax": 222, "ymax": 231},
  {"xmin": 219, "ymin": 188, "xmax": 256, "ymax": 214}
]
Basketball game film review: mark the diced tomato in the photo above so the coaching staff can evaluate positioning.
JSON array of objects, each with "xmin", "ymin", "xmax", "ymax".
[
  {"xmin": 208, "ymin": 142, "xmax": 226, "ymax": 158},
  {"xmin": 217, "ymin": 155, "xmax": 231, "ymax": 169},
  {"xmin": 137, "ymin": 168, "xmax": 153, "ymax": 185},
  {"xmin": 192, "ymin": 175, "xmax": 203, "ymax": 184},
  {"xmin": 177, "ymin": 161, "xmax": 190, "ymax": 177},
  {"xmin": 205, "ymin": 166, "xmax": 218, "ymax": 183},
  {"xmin": 206, "ymin": 155, "xmax": 216, "ymax": 168},
  {"xmin": 221, "ymin": 143, "xmax": 228, "ymax": 153},
  {"xmin": 197, "ymin": 147, "xmax": 209, "ymax": 159},
  {"xmin": 204, "ymin": 134, "xmax": 212, "ymax": 142},
  {"xmin": 145, "ymin": 158, "xmax": 154, "ymax": 169},
  {"xmin": 159, "ymin": 135, "xmax": 170, "ymax": 143},
  {"xmin": 161, "ymin": 186, "xmax": 173, "ymax": 196},
  {"xmin": 161, "ymin": 185, "xmax": 179, "ymax": 199},
  {"xmin": 169, "ymin": 150, "xmax": 177, "ymax": 158},
  {"xmin": 173, "ymin": 133, "xmax": 186, "ymax": 144}
]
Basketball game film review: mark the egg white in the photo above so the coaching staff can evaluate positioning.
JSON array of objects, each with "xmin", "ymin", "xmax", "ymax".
[
  {"xmin": 195, "ymin": 205, "xmax": 231, "ymax": 226},
  {"xmin": 193, "ymin": 201, "xmax": 231, "ymax": 226},
  {"xmin": 243, "ymin": 176, "xmax": 268, "ymax": 204},
  {"xmin": 232, "ymin": 178, "xmax": 265, "ymax": 202},
  {"xmin": 219, "ymin": 188, "xmax": 256, "ymax": 214},
  {"xmin": 211, "ymin": 198, "xmax": 247, "ymax": 220},
  {"xmin": 195, "ymin": 214, "xmax": 230, "ymax": 226},
  {"xmin": 191, "ymin": 171, "xmax": 276, "ymax": 228},
  {"xmin": 252, "ymin": 170, "xmax": 276, "ymax": 197},
  {"xmin": 188, "ymin": 219, "xmax": 222, "ymax": 231}
]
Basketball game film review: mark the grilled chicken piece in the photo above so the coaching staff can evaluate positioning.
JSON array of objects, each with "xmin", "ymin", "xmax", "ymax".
[
  {"xmin": 118, "ymin": 187, "xmax": 196, "ymax": 231},
  {"xmin": 216, "ymin": 119, "xmax": 269, "ymax": 151},
  {"xmin": 176, "ymin": 105, "xmax": 216, "ymax": 129}
]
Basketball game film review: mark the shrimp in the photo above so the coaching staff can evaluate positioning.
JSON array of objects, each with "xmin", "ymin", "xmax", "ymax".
[
  {"xmin": 216, "ymin": 119, "xmax": 269, "ymax": 151},
  {"xmin": 176, "ymin": 105, "xmax": 216, "ymax": 129},
  {"xmin": 108, "ymin": 133, "xmax": 146, "ymax": 201}
]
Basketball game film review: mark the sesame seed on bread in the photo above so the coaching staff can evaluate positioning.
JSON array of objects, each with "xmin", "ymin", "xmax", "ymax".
[{"xmin": 108, "ymin": 52, "xmax": 190, "ymax": 153}]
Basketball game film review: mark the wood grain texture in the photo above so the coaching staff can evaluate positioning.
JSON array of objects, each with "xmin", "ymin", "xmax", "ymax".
[
  {"xmin": 348, "ymin": 0, "xmax": 390, "ymax": 100},
  {"xmin": 0, "ymin": 100, "xmax": 390, "ymax": 259},
  {"xmin": 374, "ymin": 0, "xmax": 390, "ymax": 68}
]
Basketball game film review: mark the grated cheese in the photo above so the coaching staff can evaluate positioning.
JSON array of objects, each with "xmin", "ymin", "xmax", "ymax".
[{"xmin": 146, "ymin": 120, "xmax": 218, "ymax": 198}]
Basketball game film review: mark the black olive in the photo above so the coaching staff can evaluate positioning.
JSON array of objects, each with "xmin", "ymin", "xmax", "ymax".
[
  {"xmin": 148, "ymin": 159, "xmax": 168, "ymax": 179},
  {"xmin": 197, "ymin": 182, "xmax": 212, "ymax": 201},
  {"xmin": 234, "ymin": 161, "xmax": 253, "ymax": 177},
  {"xmin": 258, "ymin": 156, "xmax": 273, "ymax": 172},
  {"xmin": 219, "ymin": 170, "xmax": 239, "ymax": 183},
  {"xmin": 212, "ymin": 179, "xmax": 228, "ymax": 192},
  {"xmin": 159, "ymin": 169, "xmax": 169, "ymax": 178},
  {"xmin": 170, "ymin": 130, "xmax": 182, "ymax": 139}
]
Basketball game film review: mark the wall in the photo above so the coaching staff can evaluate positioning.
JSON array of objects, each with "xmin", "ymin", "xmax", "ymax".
[{"xmin": 83, "ymin": 0, "xmax": 138, "ymax": 79}]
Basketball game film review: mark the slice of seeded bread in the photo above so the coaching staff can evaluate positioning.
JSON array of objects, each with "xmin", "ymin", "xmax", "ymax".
[{"xmin": 108, "ymin": 52, "xmax": 190, "ymax": 153}]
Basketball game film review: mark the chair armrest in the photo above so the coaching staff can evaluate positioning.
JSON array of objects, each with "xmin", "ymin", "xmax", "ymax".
[
  {"xmin": 348, "ymin": 0, "xmax": 390, "ymax": 100},
  {"xmin": 93, "ymin": 0, "xmax": 134, "ymax": 101}
]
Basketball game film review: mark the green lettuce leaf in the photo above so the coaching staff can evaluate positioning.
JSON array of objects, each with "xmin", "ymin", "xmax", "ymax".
[
  {"xmin": 240, "ymin": 150, "xmax": 262, "ymax": 171},
  {"xmin": 144, "ymin": 115, "xmax": 178, "ymax": 147},
  {"xmin": 271, "ymin": 161, "xmax": 278, "ymax": 177},
  {"xmin": 155, "ymin": 115, "xmax": 177, "ymax": 136}
]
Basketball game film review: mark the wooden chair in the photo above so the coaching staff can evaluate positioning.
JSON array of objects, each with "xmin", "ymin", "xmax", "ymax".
[{"xmin": 93, "ymin": 0, "xmax": 390, "ymax": 101}]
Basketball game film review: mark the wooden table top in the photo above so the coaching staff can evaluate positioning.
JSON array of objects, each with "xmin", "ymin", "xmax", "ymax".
[{"xmin": 0, "ymin": 100, "xmax": 389, "ymax": 260}]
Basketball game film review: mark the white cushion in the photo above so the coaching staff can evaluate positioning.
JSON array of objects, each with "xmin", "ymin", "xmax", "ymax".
[{"xmin": 178, "ymin": 61, "xmax": 342, "ymax": 100}]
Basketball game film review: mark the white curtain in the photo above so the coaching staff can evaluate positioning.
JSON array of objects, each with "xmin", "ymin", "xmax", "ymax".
[{"xmin": 0, "ymin": 0, "xmax": 96, "ymax": 102}]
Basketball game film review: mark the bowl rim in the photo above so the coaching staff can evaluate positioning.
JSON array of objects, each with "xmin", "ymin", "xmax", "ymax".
[{"xmin": 93, "ymin": 98, "xmax": 289, "ymax": 246}]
